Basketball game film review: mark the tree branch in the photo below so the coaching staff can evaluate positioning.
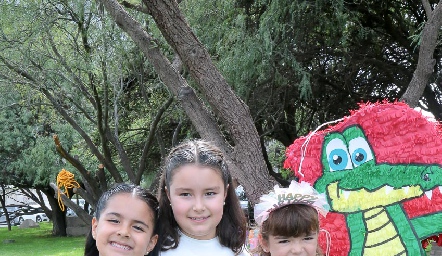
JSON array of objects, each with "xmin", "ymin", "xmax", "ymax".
[
  {"xmin": 400, "ymin": 0, "xmax": 442, "ymax": 107},
  {"xmin": 97, "ymin": 0, "xmax": 275, "ymax": 202},
  {"xmin": 53, "ymin": 134, "xmax": 101, "ymax": 200},
  {"xmin": 422, "ymin": 0, "xmax": 432, "ymax": 18},
  {"xmin": 142, "ymin": 0, "xmax": 275, "ymax": 202},
  {"xmin": 40, "ymin": 87, "xmax": 123, "ymax": 183},
  {"xmin": 45, "ymin": 30, "xmax": 97, "ymax": 110},
  {"xmin": 96, "ymin": 0, "xmax": 228, "ymax": 157},
  {"xmin": 50, "ymin": 182, "xmax": 92, "ymax": 225},
  {"xmin": 135, "ymin": 96, "xmax": 174, "ymax": 184}
]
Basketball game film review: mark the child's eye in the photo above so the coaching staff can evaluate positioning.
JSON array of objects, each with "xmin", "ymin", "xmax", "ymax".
[
  {"xmin": 205, "ymin": 192, "xmax": 216, "ymax": 196},
  {"xmin": 277, "ymin": 239, "xmax": 290, "ymax": 244},
  {"xmin": 133, "ymin": 225, "xmax": 145, "ymax": 232},
  {"xmin": 304, "ymin": 236, "xmax": 314, "ymax": 241},
  {"xmin": 180, "ymin": 193, "xmax": 191, "ymax": 197},
  {"xmin": 107, "ymin": 219, "xmax": 119, "ymax": 223}
]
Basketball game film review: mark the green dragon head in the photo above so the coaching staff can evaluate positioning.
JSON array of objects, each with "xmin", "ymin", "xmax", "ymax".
[{"xmin": 314, "ymin": 125, "xmax": 442, "ymax": 213}]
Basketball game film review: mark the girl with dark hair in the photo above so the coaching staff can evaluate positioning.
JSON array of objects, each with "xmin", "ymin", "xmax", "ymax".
[
  {"xmin": 84, "ymin": 183, "xmax": 159, "ymax": 256},
  {"xmin": 253, "ymin": 181, "xmax": 330, "ymax": 256},
  {"xmin": 156, "ymin": 139, "xmax": 250, "ymax": 256}
]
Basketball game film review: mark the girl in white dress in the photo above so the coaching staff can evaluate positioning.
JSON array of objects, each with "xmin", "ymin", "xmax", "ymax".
[{"xmin": 156, "ymin": 140, "xmax": 250, "ymax": 256}]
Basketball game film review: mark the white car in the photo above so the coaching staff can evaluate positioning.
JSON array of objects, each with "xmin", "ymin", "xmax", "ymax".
[
  {"xmin": 14, "ymin": 205, "xmax": 49, "ymax": 225},
  {"xmin": 66, "ymin": 198, "xmax": 93, "ymax": 216},
  {"xmin": 235, "ymin": 185, "xmax": 250, "ymax": 218},
  {"xmin": 0, "ymin": 205, "xmax": 22, "ymax": 226}
]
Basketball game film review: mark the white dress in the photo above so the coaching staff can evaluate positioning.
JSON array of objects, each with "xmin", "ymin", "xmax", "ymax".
[{"xmin": 160, "ymin": 232, "xmax": 251, "ymax": 256}]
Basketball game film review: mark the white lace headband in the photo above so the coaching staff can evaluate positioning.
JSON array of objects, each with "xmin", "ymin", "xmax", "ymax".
[{"xmin": 254, "ymin": 180, "xmax": 330, "ymax": 226}]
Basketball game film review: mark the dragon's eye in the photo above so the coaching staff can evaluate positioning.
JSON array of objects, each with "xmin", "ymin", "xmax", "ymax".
[
  {"xmin": 348, "ymin": 137, "xmax": 374, "ymax": 167},
  {"xmin": 353, "ymin": 150, "xmax": 365, "ymax": 162},
  {"xmin": 329, "ymin": 149, "xmax": 349, "ymax": 170},
  {"xmin": 326, "ymin": 138, "xmax": 352, "ymax": 171}
]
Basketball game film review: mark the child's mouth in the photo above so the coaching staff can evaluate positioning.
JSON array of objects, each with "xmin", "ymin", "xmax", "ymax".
[
  {"xmin": 110, "ymin": 241, "xmax": 132, "ymax": 250},
  {"xmin": 189, "ymin": 216, "xmax": 209, "ymax": 221}
]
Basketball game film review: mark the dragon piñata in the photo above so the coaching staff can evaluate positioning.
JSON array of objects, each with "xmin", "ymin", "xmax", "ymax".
[{"xmin": 284, "ymin": 101, "xmax": 442, "ymax": 255}]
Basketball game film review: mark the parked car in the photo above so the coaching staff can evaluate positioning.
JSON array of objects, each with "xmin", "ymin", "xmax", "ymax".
[
  {"xmin": 235, "ymin": 186, "xmax": 248, "ymax": 211},
  {"xmin": 14, "ymin": 205, "xmax": 49, "ymax": 225},
  {"xmin": 235, "ymin": 185, "xmax": 254, "ymax": 223},
  {"xmin": 0, "ymin": 205, "xmax": 23, "ymax": 226},
  {"xmin": 66, "ymin": 198, "xmax": 93, "ymax": 217}
]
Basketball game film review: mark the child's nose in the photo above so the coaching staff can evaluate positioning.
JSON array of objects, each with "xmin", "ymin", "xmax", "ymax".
[
  {"xmin": 289, "ymin": 241, "xmax": 303, "ymax": 254},
  {"xmin": 117, "ymin": 225, "xmax": 130, "ymax": 237},
  {"xmin": 192, "ymin": 198, "xmax": 206, "ymax": 212}
]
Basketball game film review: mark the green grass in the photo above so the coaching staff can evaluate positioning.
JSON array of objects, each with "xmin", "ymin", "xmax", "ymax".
[{"xmin": 0, "ymin": 222, "xmax": 85, "ymax": 256}]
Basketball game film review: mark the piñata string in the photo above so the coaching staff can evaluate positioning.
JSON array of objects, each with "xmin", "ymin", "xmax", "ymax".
[
  {"xmin": 298, "ymin": 118, "xmax": 345, "ymax": 177},
  {"xmin": 320, "ymin": 228, "xmax": 331, "ymax": 256},
  {"xmin": 56, "ymin": 169, "xmax": 80, "ymax": 211}
]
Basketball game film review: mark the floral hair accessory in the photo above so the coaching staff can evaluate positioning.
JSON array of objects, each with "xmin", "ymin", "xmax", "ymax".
[{"xmin": 254, "ymin": 180, "xmax": 330, "ymax": 226}]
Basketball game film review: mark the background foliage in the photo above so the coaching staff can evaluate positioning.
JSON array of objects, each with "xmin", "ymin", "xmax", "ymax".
[{"xmin": 0, "ymin": 0, "xmax": 440, "ymax": 235}]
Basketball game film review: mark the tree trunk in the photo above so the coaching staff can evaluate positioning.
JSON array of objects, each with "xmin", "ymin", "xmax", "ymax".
[
  {"xmin": 144, "ymin": 0, "xmax": 275, "ymax": 202},
  {"xmin": 0, "ymin": 186, "xmax": 12, "ymax": 231},
  {"xmin": 47, "ymin": 195, "xmax": 67, "ymax": 237},
  {"xmin": 98, "ymin": 0, "xmax": 275, "ymax": 203},
  {"xmin": 400, "ymin": 0, "xmax": 442, "ymax": 106},
  {"xmin": 40, "ymin": 187, "xmax": 66, "ymax": 236}
]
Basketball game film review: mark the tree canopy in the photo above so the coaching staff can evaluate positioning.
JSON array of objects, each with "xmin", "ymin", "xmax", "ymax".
[
  {"xmin": 183, "ymin": 0, "xmax": 442, "ymax": 143},
  {"xmin": 0, "ymin": 0, "xmax": 440, "ymax": 235}
]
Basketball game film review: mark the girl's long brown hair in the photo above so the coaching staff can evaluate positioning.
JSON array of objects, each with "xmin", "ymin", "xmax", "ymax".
[{"xmin": 156, "ymin": 140, "xmax": 247, "ymax": 254}]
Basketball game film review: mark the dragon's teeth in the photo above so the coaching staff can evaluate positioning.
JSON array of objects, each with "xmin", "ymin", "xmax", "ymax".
[
  {"xmin": 385, "ymin": 186, "xmax": 394, "ymax": 194},
  {"xmin": 403, "ymin": 186, "xmax": 410, "ymax": 194},
  {"xmin": 342, "ymin": 190, "xmax": 351, "ymax": 199},
  {"xmin": 439, "ymin": 186, "xmax": 442, "ymax": 194},
  {"xmin": 425, "ymin": 190, "xmax": 433, "ymax": 200}
]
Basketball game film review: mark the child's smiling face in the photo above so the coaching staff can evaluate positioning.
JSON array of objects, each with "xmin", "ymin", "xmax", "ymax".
[
  {"xmin": 167, "ymin": 164, "xmax": 227, "ymax": 240},
  {"xmin": 92, "ymin": 193, "xmax": 158, "ymax": 256},
  {"xmin": 260, "ymin": 232, "xmax": 319, "ymax": 256}
]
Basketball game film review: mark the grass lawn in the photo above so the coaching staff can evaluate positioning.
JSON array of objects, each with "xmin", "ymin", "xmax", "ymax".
[{"xmin": 0, "ymin": 222, "xmax": 85, "ymax": 256}]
